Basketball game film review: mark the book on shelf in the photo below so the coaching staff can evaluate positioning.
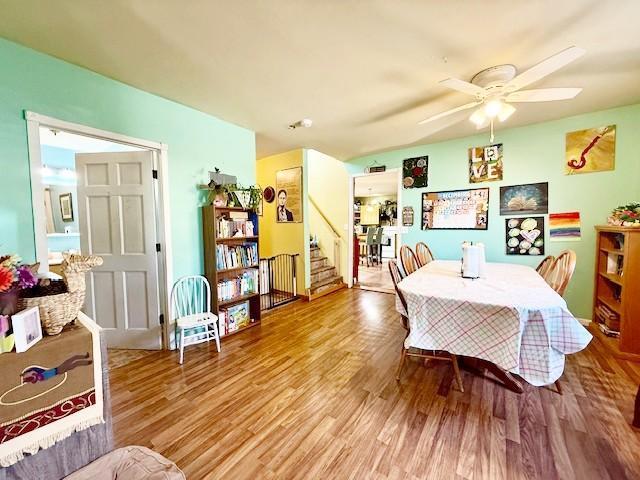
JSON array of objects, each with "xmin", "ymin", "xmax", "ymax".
[
  {"xmin": 217, "ymin": 270, "xmax": 259, "ymax": 301},
  {"xmin": 216, "ymin": 217, "xmax": 255, "ymax": 239},
  {"xmin": 216, "ymin": 243, "xmax": 258, "ymax": 270},
  {"xmin": 598, "ymin": 322, "xmax": 620, "ymax": 338}
]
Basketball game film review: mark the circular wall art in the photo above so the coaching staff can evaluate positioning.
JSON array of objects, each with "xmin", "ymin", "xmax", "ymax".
[
  {"xmin": 263, "ymin": 186, "xmax": 275, "ymax": 203},
  {"xmin": 505, "ymin": 216, "xmax": 545, "ymax": 256}
]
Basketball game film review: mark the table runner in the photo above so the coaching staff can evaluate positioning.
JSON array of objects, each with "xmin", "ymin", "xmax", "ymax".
[
  {"xmin": 397, "ymin": 260, "xmax": 592, "ymax": 386},
  {"xmin": 0, "ymin": 315, "xmax": 103, "ymax": 466}
]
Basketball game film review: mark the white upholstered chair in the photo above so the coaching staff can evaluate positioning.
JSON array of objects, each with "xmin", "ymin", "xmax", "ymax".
[{"xmin": 171, "ymin": 275, "xmax": 220, "ymax": 364}]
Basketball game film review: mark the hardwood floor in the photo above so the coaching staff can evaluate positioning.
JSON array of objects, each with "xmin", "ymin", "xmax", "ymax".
[
  {"xmin": 110, "ymin": 288, "xmax": 640, "ymax": 480},
  {"xmin": 356, "ymin": 259, "xmax": 395, "ymax": 294}
]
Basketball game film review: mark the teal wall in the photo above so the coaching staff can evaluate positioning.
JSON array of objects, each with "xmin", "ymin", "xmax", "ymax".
[
  {"xmin": 0, "ymin": 38, "xmax": 255, "ymax": 280},
  {"xmin": 347, "ymin": 103, "xmax": 640, "ymax": 318}
]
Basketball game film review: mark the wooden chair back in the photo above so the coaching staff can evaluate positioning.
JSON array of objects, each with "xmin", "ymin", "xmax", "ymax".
[
  {"xmin": 415, "ymin": 242, "xmax": 434, "ymax": 267},
  {"xmin": 399, "ymin": 245, "xmax": 419, "ymax": 276},
  {"xmin": 373, "ymin": 226, "xmax": 384, "ymax": 245},
  {"xmin": 536, "ymin": 255, "xmax": 555, "ymax": 279},
  {"xmin": 388, "ymin": 260, "xmax": 408, "ymax": 330},
  {"xmin": 546, "ymin": 250, "xmax": 577, "ymax": 297},
  {"xmin": 365, "ymin": 227, "xmax": 376, "ymax": 245}
]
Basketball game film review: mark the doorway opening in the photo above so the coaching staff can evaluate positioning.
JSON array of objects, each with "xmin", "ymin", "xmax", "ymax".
[
  {"xmin": 26, "ymin": 112, "xmax": 172, "ymax": 351},
  {"xmin": 349, "ymin": 170, "xmax": 402, "ymax": 294}
]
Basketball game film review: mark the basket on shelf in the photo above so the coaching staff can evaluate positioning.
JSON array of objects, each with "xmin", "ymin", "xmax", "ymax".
[{"xmin": 18, "ymin": 254, "xmax": 103, "ymax": 335}]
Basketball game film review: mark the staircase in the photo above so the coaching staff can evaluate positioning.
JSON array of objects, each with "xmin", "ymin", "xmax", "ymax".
[{"xmin": 309, "ymin": 246, "xmax": 346, "ymax": 300}]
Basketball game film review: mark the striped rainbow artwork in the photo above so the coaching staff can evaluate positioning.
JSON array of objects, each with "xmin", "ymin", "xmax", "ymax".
[{"xmin": 549, "ymin": 212, "xmax": 581, "ymax": 241}]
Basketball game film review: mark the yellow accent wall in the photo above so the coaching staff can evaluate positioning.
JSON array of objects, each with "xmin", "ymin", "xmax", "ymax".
[
  {"xmin": 257, "ymin": 149, "xmax": 308, "ymax": 294},
  {"xmin": 307, "ymin": 149, "xmax": 349, "ymax": 282}
]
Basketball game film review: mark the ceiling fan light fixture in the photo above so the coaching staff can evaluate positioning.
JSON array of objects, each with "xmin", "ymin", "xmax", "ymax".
[
  {"xmin": 484, "ymin": 99, "xmax": 503, "ymax": 118},
  {"xmin": 498, "ymin": 103, "xmax": 516, "ymax": 122},
  {"xmin": 469, "ymin": 108, "xmax": 486, "ymax": 126}
]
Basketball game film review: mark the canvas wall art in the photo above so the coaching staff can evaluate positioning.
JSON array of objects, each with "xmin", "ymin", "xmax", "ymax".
[
  {"xmin": 402, "ymin": 206, "xmax": 414, "ymax": 227},
  {"xmin": 506, "ymin": 217, "xmax": 545, "ymax": 256},
  {"xmin": 549, "ymin": 212, "xmax": 581, "ymax": 241},
  {"xmin": 422, "ymin": 188, "xmax": 489, "ymax": 230},
  {"xmin": 468, "ymin": 143, "xmax": 503, "ymax": 183},
  {"xmin": 402, "ymin": 156, "xmax": 428, "ymax": 188},
  {"xmin": 500, "ymin": 182, "xmax": 548, "ymax": 216},
  {"xmin": 565, "ymin": 125, "xmax": 616, "ymax": 175},
  {"xmin": 275, "ymin": 167, "xmax": 302, "ymax": 223}
]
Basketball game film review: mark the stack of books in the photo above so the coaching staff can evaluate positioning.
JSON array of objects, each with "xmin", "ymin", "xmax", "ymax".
[
  {"xmin": 596, "ymin": 303, "xmax": 620, "ymax": 336},
  {"xmin": 216, "ymin": 218, "xmax": 255, "ymax": 239},
  {"xmin": 215, "ymin": 243, "xmax": 258, "ymax": 270},
  {"xmin": 217, "ymin": 270, "xmax": 258, "ymax": 301},
  {"xmin": 218, "ymin": 301, "xmax": 252, "ymax": 336}
]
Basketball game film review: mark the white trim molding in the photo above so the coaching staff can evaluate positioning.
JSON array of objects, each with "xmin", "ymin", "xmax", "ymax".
[{"xmin": 25, "ymin": 111, "xmax": 173, "ymax": 350}]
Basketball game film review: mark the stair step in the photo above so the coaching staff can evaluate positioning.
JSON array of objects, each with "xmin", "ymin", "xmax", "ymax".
[
  {"xmin": 311, "ymin": 274, "xmax": 343, "ymax": 290},
  {"xmin": 311, "ymin": 264, "xmax": 334, "ymax": 274}
]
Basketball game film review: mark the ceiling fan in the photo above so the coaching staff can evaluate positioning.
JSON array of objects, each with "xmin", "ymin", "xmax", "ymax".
[{"xmin": 418, "ymin": 46, "xmax": 586, "ymax": 136}]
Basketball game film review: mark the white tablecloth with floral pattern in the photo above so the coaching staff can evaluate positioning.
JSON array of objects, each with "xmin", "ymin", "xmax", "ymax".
[{"xmin": 396, "ymin": 260, "xmax": 592, "ymax": 386}]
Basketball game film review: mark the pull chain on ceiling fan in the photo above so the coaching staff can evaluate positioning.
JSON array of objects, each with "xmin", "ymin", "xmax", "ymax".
[{"xmin": 418, "ymin": 46, "xmax": 586, "ymax": 139}]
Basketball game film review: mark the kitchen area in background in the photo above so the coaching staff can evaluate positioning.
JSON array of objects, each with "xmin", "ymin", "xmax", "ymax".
[{"xmin": 352, "ymin": 170, "xmax": 401, "ymax": 293}]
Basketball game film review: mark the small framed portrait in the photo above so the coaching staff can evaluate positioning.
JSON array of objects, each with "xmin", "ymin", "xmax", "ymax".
[
  {"xmin": 275, "ymin": 167, "xmax": 303, "ymax": 223},
  {"xmin": 12, "ymin": 307, "xmax": 43, "ymax": 353},
  {"xmin": 59, "ymin": 193, "xmax": 74, "ymax": 222}
]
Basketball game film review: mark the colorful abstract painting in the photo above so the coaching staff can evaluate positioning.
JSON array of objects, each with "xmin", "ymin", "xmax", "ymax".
[
  {"xmin": 402, "ymin": 156, "xmax": 428, "ymax": 188},
  {"xmin": 549, "ymin": 212, "xmax": 581, "ymax": 241},
  {"xmin": 565, "ymin": 125, "xmax": 616, "ymax": 175},
  {"xmin": 468, "ymin": 143, "xmax": 503, "ymax": 183},
  {"xmin": 506, "ymin": 217, "xmax": 545, "ymax": 256},
  {"xmin": 500, "ymin": 182, "xmax": 548, "ymax": 216}
]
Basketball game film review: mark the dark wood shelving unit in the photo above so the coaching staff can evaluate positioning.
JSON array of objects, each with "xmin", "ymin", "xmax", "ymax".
[
  {"xmin": 591, "ymin": 225, "xmax": 640, "ymax": 361},
  {"xmin": 202, "ymin": 205, "xmax": 261, "ymax": 337}
]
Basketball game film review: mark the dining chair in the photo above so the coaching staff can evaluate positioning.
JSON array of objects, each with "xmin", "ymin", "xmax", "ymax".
[
  {"xmin": 388, "ymin": 260, "xmax": 464, "ymax": 392},
  {"xmin": 364, "ymin": 227, "xmax": 377, "ymax": 267},
  {"xmin": 399, "ymin": 245, "xmax": 420, "ymax": 276},
  {"xmin": 415, "ymin": 242, "xmax": 435, "ymax": 267},
  {"xmin": 536, "ymin": 255, "xmax": 555, "ymax": 279},
  {"xmin": 543, "ymin": 250, "xmax": 577, "ymax": 395},
  {"xmin": 546, "ymin": 250, "xmax": 577, "ymax": 297},
  {"xmin": 373, "ymin": 226, "xmax": 385, "ymax": 266},
  {"xmin": 171, "ymin": 275, "xmax": 220, "ymax": 364}
]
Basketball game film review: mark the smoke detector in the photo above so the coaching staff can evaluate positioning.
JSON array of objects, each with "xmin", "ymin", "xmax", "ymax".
[{"xmin": 288, "ymin": 118, "xmax": 313, "ymax": 129}]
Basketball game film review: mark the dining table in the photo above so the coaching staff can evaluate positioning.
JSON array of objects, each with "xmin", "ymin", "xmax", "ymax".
[{"xmin": 396, "ymin": 259, "xmax": 592, "ymax": 392}]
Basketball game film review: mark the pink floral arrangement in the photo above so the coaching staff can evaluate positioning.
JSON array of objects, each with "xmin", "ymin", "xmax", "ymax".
[
  {"xmin": 0, "ymin": 255, "xmax": 37, "ymax": 294},
  {"xmin": 607, "ymin": 202, "xmax": 640, "ymax": 227}
]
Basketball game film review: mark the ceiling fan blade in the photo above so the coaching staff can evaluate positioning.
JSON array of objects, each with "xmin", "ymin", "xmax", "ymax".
[
  {"xmin": 505, "ymin": 46, "xmax": 586, "ymax": 91},
  {"xmin": 417, "ymin": 101, "xmax": 482, "ymax": 125},
  {"xmin": 506, "ymin": 87, "xmax": 582, "ymax": 102},
  {"xmin": 439, "ymin": 78, "xmax": 487, "ymax": 98}
]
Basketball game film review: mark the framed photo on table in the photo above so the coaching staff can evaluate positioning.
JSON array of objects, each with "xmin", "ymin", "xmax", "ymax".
[{"xmin": 12, "ymin": 307, "xmax": 43, "ymax": 353}]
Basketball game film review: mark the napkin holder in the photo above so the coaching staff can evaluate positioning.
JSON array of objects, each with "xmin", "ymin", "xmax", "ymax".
[{"xmin": 461, "ymin": 242, "xmax": 486, "ymax": 279}]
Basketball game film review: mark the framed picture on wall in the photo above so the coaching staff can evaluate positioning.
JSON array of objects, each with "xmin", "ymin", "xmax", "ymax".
[
  {"xmin": 422, "ymin": 188, "xmax": 489, "ymax": 230},
  {"xmin": 499, "ymin": 182, "xmax": 548, "ymax": 216},
  {"xmin": 275, "ymin": 167, "xmax": 302, "ymax": 223},
  {"xmin": 59, "ymin": 193, "xmax": 74, "ymax": 222},
  {"xmin": 505, "ymin": 217, "xmax": 545, "ymax": 255},
  {"xmin": 402, "ymin": 156, "xmax": 428, "ymax": 188}
]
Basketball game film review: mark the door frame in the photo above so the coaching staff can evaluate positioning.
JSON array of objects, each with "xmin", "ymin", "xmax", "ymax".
[
  {"xmin": 25, "ymin": 110, "xmax": 173, "ymax": 350},
  {"xmin": 347, "ymin": 168, "xmax": 403, "ymax": 287}
]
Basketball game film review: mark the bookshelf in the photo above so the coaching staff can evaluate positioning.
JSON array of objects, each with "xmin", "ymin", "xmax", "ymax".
[
  {"xmin": 591, "ymin": 225, "xmax": 640, "ymax": 360},
  {"xmin": 202, "ymin": 205, "xmax": 261, "ymax": 338}
]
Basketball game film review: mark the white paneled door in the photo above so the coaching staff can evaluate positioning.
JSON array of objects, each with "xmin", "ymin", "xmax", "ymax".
[{"xmin": 76, "ymin": 151, "xmax": 162, "ymax": 349}]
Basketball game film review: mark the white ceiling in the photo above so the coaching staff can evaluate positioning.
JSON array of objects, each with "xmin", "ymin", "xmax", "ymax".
[
  {"xmin": 354, "ymin": 171, "xmax": 398, "ymax": 197},
  {"xmin": 2, "ymin": 1, "xmax": 639, "ymax": 160}
]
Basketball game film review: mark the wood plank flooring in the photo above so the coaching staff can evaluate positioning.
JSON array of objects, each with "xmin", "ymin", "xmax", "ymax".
[{"xmin": 109, "ymin": 288, "xmax": 640, "ymax": 479}]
